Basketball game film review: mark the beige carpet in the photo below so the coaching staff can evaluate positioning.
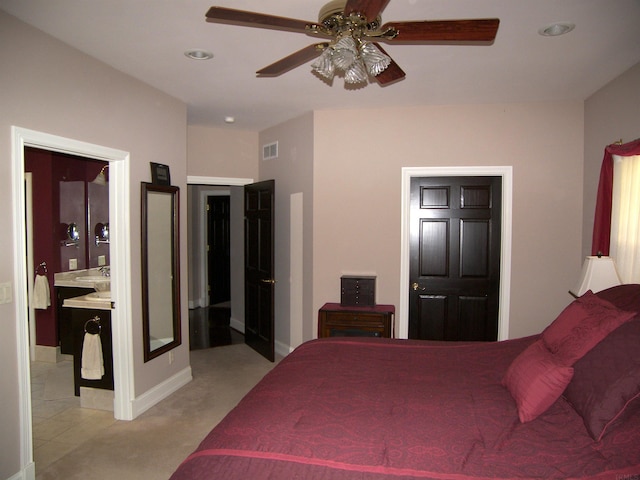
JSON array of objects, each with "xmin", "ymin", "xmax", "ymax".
[{"xmin": 35, "ymin": 343, "xmax": 278, "ymax": 480}]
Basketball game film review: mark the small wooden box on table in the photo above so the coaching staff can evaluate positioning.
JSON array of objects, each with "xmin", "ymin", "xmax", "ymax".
[{"xmin": 318, "ymin": 303, "xmax": 395, "ymax": 338}]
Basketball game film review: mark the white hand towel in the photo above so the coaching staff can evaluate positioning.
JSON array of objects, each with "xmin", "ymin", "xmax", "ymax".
[
  {"xmin": 81, "ymin": 332, "xmax": 105, "ymax": 380},
  {"xmin": 31, "ymin": 274, "xmax": 51, "ymax": 310}
]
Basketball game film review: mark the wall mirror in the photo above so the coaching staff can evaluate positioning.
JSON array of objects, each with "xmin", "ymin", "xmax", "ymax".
[{"xmin": 141, "ymin": 182, "xmax": 181, "ymax": 361}]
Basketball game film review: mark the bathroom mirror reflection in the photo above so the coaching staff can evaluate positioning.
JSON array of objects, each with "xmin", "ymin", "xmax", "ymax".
[{"xmin": 141, "ymin": 182, "xmax": 181, "ymax": 361}]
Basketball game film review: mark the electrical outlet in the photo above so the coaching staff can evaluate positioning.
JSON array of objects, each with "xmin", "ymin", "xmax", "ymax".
[
  {"xmin": 69, "ymin": 258, "xmax": 78, "ymax": 270},
  {"xmin": 98, "ymin": 255, "xmax": 106, "ymax": 266},
  {"xmin": 0, "ymin": 282, "xmax": 12, "ymax": 305}
]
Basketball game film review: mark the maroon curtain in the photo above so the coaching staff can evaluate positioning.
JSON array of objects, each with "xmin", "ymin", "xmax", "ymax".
[{"xmin": 592, "ymin": 138, "xmax": 640, "ymax": 256}]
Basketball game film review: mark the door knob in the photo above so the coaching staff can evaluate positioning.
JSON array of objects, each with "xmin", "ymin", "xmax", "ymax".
[
  {"xmin": 261, "ymin": 279, "xmax": 277, "ymax": 284},
  {"xmin": 412, "ymin": 282, "xmax": 426, "ymax": 291}
]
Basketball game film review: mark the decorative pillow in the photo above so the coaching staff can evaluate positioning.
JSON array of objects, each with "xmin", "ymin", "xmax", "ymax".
[
  {"xmin": 596, "ymin": 283, "xmax": 640, "ymax": 312},
  {"xmin": 563, "ymin": 316, "xmax": 640, "ymax": 441},
  {"xmin": 541, "ymin": 290, "xmax": 635, "ymax": 365},
  {"xmin": 503, "ymin": 339, "xmax": 574, "ymax": 423}
]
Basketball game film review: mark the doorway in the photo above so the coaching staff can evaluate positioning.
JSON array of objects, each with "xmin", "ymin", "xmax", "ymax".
[
  {"xmin": 399, "ymin": 166, "xmax": 513, "ymax": 340},
  {"xmin": 12, "ymin": 127, "xmax": 133, "ymax": 474},
  {"xmin": 186, "ymin": 177, "xmax": 275, "ymax": 361},
  {"xmin": 207, "ymin": 194, "xmax": 231, "ymax": 306},
  {"xmin": 187, "ymin": 178, "xmax": 252, "ymax": 350}
]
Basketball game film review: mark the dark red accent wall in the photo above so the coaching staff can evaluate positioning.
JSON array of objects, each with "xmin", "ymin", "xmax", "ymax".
[
  {"xmin": 25, "ymin": 148, "xmax": 57, "ymax": 347},
  {"xmin": 24, "ymin": 147, "xmax": 107, "ymax": 347}
]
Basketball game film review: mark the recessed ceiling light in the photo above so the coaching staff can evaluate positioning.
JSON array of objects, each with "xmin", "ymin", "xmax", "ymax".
[
  {"xmin": 538, "ymin": 22, "xmax": 575, "ymax": 37},
  {"xmin": 184, "ymin": 49, "xmax": 213, "ymax": 60},
  {"xmin": 224, "ymin": 116, "xmax": 235, "ymax": 124}
]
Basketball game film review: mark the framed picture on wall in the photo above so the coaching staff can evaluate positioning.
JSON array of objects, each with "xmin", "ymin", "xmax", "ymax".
[{"xmin": 150, "ymin": 162, "xmax": 171, "ymax": 186}]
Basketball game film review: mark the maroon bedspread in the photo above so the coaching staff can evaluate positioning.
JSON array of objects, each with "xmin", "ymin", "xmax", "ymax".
[{"xmin": 170, "ymin": 337, "xmax": 640, "ymax": 479}]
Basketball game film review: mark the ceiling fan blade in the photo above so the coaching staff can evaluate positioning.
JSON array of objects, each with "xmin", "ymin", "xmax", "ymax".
[
  {"xmin": 371, "ymin": 44, "xmax": 405, "ymax": 85},
  {"xmin": 206, "ymin": 6, "xmax": 313, "ymax": 33},
  {"xmin": 257, "ymin": 43, "xmax": 328, "ymax": 76},
  {"xmin": 382, "ymin": 19, "xmax": 500, "ymax": 42},
  {"xmin": 343, "ymin": 0, "xmax": 390, "ymax": 22}
]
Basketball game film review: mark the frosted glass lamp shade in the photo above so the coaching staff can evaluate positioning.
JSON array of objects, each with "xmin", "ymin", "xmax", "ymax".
[
  {"xmin": 570, "ymin": 256, "xmax": 622, "ymax": 297},
  {"xmin": 92, "ymin": 165, "xmax": 108, "ymax": 185},
  {"xmin": 310, "ymin": 38, "xmax": 391, "ymax": 85}
]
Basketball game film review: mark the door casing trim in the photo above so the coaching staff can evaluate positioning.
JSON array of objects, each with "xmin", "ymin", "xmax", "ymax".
[
  {"xmin": 400, "ymin": 166, "xmax": 513, "ymax": 340},
  {"xmin": 12, "ymin": 126, "xmax": 133, "ymax": 476}
]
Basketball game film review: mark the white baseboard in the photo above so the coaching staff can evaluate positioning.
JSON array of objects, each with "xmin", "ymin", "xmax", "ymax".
[
  {"xmin": 188, "ymin": 297, "xmax": 206, "ymax": 309},
  {"xmin": 229, "ymin": 316, "xmax": 244, "ymax": 333},
  {"xmin": 131, "ymin": 365, "xmax": 192, "ymax": 418},
  {"xmin": 275, "ymin": 339, "xmax": 292, "ymax": 358},
  {"xmin": 34, "ymin": 345, "xmax": 62, "ymax": 363},
  {"xmin": 7, "ymin": 461, "xmax": 35, "ymax": 480}
]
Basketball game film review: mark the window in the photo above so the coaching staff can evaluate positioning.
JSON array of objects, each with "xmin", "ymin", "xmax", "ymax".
[{"xmin": 610, "ymin": 154, "xmax": 640, "ymax": 283}]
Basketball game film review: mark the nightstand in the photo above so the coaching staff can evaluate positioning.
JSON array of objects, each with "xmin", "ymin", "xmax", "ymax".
[{"xmin": 318, "ymin": 303, "xmax": 395, "ymax": 338}]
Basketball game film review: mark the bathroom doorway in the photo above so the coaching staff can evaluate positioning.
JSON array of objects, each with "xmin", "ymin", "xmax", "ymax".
[
  {"xmin": 25, "ymin": 147, "xmax": 110, "ymax": 361},
  {"xmin": 13, "ymin": 127, "xmax": 133, "ymax": 474}
]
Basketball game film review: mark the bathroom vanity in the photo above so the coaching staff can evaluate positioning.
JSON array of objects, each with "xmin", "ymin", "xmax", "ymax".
[
  {"xmin": 55, "ymin": 268, "xmax": 113, "ymax": 397},
  {"xmin": 55, "ymin": 268, "xmax": 111, "ymax": 353}
]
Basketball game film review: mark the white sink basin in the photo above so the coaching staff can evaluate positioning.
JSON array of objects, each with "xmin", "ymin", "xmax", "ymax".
[
  {"xmin": 77, "ymin": 276, "xmax": 110, "ymax": 282},
  {"xmin": 86, "ymin": 291, "xmax": 111, "ymax": 300}
]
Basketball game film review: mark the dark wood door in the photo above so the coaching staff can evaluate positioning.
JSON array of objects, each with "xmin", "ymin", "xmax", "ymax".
[
  {"xmin": 207, "ymin": 195, "xmax": 230, "ymax": 305},
  {"xmin": 244, "ymin": 180, "xmax": 275, "ymax": 361},
  {"xmin": 409, "ymin": 176, "xmax": 501, "ymax": 341}
]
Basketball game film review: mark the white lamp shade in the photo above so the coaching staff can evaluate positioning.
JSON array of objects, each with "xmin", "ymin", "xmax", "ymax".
[{"xmin": 570, "ymin": 256, "xmax": 622, "ymax": 297}]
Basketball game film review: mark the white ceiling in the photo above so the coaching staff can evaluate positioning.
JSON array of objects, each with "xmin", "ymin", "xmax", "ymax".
[{"xmin": 2, "ymin": 0, "xmax": 640, "ymax": 131}]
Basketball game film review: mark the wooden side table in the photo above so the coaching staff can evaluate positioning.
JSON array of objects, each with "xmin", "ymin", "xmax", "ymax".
[{"xmin": 318, "ymin": 303, "xmax": 395, "ymax": 338}]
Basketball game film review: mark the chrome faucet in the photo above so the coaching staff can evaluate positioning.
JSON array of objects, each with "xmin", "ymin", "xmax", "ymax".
[{"xmin": 100, "ymin": 266, "xmax": 111, "ymax": 277}]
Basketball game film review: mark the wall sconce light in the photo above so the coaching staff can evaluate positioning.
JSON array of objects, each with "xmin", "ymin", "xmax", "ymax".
[
  {"xmin": 61, "ymin": 222, "xmax": 80, "ymax": 247},
  {"xmin": 95, "ymin": 222, "xmax": 110, "ymax": 246},
  {"xmin": 92, "ymin": 165, "xmax": 108, "ymax": 185},
  {"xmin": 569, "ymin": 255, "xmax": 622, "ymax": 298}
]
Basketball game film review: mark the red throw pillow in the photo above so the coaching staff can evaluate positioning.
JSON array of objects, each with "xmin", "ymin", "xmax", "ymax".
[
  {"xmin": 503, "ymin": 339, "xmax": 574, "ymax": 423},
  {"xmin": 541, "ymin": 291, "xmax": 635, "ymax": 365}
]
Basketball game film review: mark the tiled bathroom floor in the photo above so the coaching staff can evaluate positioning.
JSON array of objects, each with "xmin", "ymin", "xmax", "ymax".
[{"xmin": 30, "ymin": 359, "xmax": 117, "ymax": 472}]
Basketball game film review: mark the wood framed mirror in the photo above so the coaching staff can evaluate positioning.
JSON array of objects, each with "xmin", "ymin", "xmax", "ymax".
[{"xmin": 141, "ymin": 182, "xmax": 181, "ymax": 362}]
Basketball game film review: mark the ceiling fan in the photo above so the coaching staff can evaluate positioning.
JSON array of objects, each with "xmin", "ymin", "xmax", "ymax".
[{"xmin": 205, "ymin": 0, "xmax": 499, "ymax": 86}]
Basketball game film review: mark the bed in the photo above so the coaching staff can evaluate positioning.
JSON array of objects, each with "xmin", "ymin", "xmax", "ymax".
[{"xmin": 170, "ymin": 285, "xmax": 640, "ymax": 479}]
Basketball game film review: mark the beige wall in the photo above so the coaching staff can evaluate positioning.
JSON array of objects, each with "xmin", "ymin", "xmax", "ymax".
[
  {"xmin": 0, "ymin": 12, "xmax": 188, "ymax": 477},
  {"xmin": 312, "ymin": 102, "xmax": 585, "ymax": 340},
  {"xmin": 259, "ymin": 112, "xmax": 315, "ymax": 349},
  {"xmin": 187, "ymin": 125, "xmax": 258, "ymax": 179},
  {"xmin": 583, "ymin": 62, "xmax": 640, "ymax": 258}
]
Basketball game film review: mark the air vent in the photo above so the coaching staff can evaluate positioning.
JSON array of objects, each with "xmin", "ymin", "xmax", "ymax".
[{"xmin": 262, "ymin": 141, "xmax": 278, "ymax": 160}]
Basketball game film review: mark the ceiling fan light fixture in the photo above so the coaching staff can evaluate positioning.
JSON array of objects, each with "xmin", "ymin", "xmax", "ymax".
[
  {"xmin": 311, "ymin": 36, "xmax": 389, "ymax": 85},
  {"xmin": 311, "ymin": 48, "xmax": 335, "ymax": 79},
  {"xmin": 331, "ymin": 36, "xmax": 359, "ymax": 70},
  {"xmin": 344, "ymin": 57, "xmax": 368, "ymax": 84},
  {"xmin": 360, "ymin": 42, "xmax": 391, "ymax": 76}
]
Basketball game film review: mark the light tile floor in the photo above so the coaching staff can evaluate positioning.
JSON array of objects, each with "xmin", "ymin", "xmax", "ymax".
[{"xmin": 30, "ymin": 359, "xmax": 117, "ymax": 472}]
